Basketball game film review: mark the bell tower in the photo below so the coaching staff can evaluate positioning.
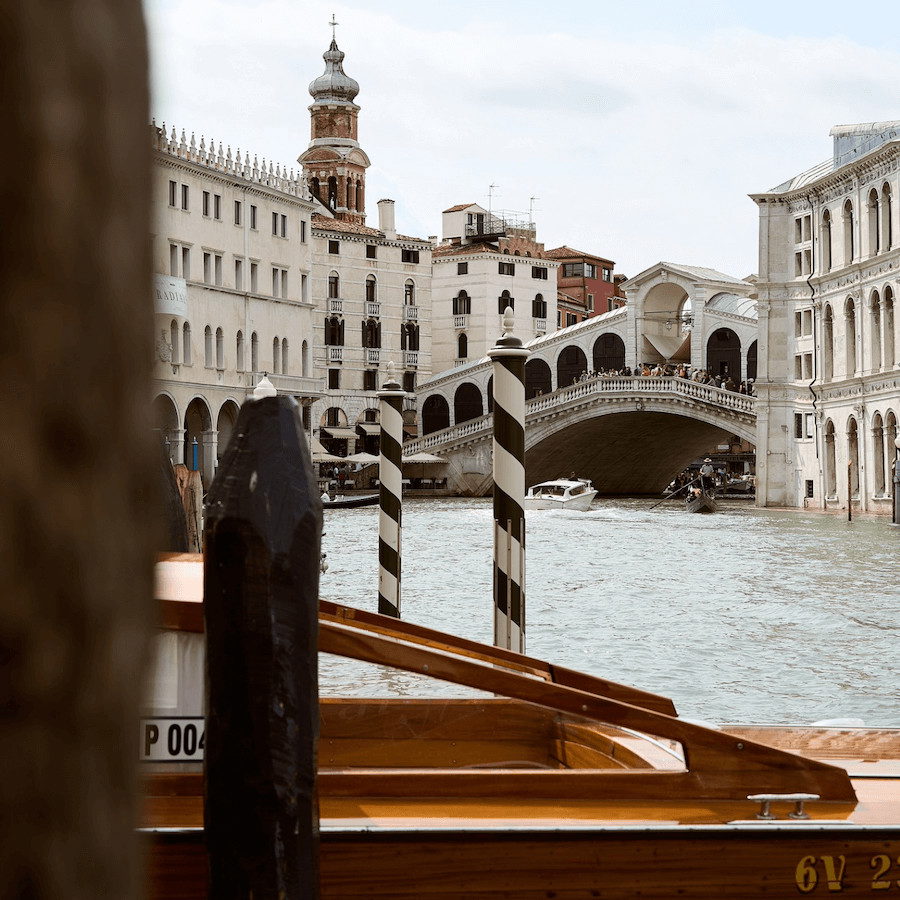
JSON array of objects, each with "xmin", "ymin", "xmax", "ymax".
[{"xmin": 298, "ymin": 22, "xmax": 370, "ymax": 225}]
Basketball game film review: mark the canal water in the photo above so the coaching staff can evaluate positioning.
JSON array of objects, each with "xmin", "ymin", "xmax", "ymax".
[{"xmin": 320, "ymin": 498, "xmax": 900, "ymax": 726}]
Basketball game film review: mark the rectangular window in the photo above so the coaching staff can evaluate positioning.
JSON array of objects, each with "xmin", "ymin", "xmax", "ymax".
[
  {"xmin": 234, "ymin": 200, "xmax": 242, "ymax": 226},
  {"xmin": 181, "ymin": 246, "xmax": 190, "ymax": 279},
  {"xmin": 587, "ymin": 293, "xmax": 594, "ymax": 311},
  {"xmin": 272, "ymin": 267, "xmax": 279, "ymax": 297},
  {"xmin": 301, "ymin": 273, "xmax": 308, "ymax": 303},
  {"xmin": 803, "ymin": 352, "xmax": 813, "ymax": 379},
  {"xmin": 556, "ymin": 311, "xmax": 561, "ymax": 327},
  {"xmin": 795, "ymin": 311, "xmax": 803, "ymax": 337},
  {"xmin": 214, "ymin": 254, "xmax": 222, "ymax": 286},
  {"xmin": 250, "ymin": 205, "xmax": 257, "ymax": 230},
  {"xmin": 531, "ymin": 266, "xmax": 547, "ymax": 279},
  {"xmin": 235, "ymin": 258, "xmax": 243, "ymax": 290},
  {"xmin": 802, "ymin": 309, "xmax": 813, "ymax": 335},
  {"xmin": 250, "ymin": 262, "xmax": 258, "ymax": 293},
  {"xmin": 402, "ymin": 248, "xmax": 420, "ymax": 263},
  {"xmin": 203, "ymin": 252, "xmax": 211, "ymax": 284},
  {"xmin": 328, "ymin": 239, "xmax": 340, "ymax": 254},
  {"xmin": 366, "ymin": 244, "xmax": 377, "ymax": 259},
  {"xmin": 363, "ymin": 369, "xmax": 377, "ymax": 392},
  {"xmin": 795, "ymin": 218, "xmax": 803, "ymax": 243},
  {"xmin": 181, "ymin": 184, "xmax": 189, "ymax": 211},
  {"xmin": 498, "ymin": 261, "xmax": 515, "ymax": 276},
  {"xmin": 803, "ymin": 249, "xmax": 812, "ymax": 273},
  {"xmin": 805, "ymin": 413, "xmax": 814, "ymax": 439},
  {"xmin": 168, "ymin": 180, "xmax": 177, "ymax": 207},
  {"xmin": 794, "ymin": 412, "xmax": 804, "ymax": 439},
  {"xmin": 803, "ymin": 215, "xmax": 811, "ymax": 242},
  {"xmin": 602, "ymin": 267, "xmax": 612, "ymax": 282},
  {"xmin": 566, "ymin": 313, "xmax": 578, "ymax": 327},
  {"xmin": 281, "ymin": 269, "xmax": 288, "ymax": 298},
  {"xmin": 272, "ymin": 211, "xmax": 278, "ymax": 235},
  {"xmin": 328, "ymin": 368, "xmax": 340, "ymax": 390},
  {"xmin": 300, "ymin": 220, "xmax": 307, "ymax": 243},
  {"xmin": 214, "ymin": 194, "xmax": 221, "ymax": 221},
  {"xmin": 794, "ymin": 252, "xmax": 803, "ymax": 277},
  {"xmin": 584, "ymin": 263, "xmax": 596, "ymax": 279},
  {"xmin": 169, "ymin": 243, "xmax": 178, "ymax": 276},
  {"xmin": 562, "ymin": 263, "xmax": 586, "ymax": 278},
  {"xmin": 280, "ymin": 214, "xmax": 287, "ymax": 238},
  {"xmin": 794, "ymin": 354, "xmax": 803, "ymax": 380},
  {"xmin": 457, "ymin": 262, "xmax": 468, "ymax": 275},
  {"xmin": 202, "ymin": 191, "xmax": 210, "ymax": 217},
  {"xmin": 402, "ymin": 371, "xmax": 416, "ymax": 393},
  {"xmin": 805, "ymin": 479, "xmax": 814, "ymax": 498}
]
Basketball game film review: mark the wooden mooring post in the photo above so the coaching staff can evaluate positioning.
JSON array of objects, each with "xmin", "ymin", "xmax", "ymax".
[{"xmin": 203, "ymin": 380, "xmax": 323, "ymax": 898}]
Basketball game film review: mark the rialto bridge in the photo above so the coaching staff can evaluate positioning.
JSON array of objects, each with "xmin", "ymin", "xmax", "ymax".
[{"xmin": 411, "ymin": 262, "xmax": 759, "ymax": 495}]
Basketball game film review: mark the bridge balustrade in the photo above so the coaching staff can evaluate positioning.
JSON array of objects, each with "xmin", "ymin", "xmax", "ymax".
[{"xmin": 407, "ymin": 376, "xmax": 755, "ymax": 454}]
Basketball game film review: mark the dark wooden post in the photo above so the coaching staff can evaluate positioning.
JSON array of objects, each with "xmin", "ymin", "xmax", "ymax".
[
  {"xmin": 0, "ymin": 3, "xmax": 156, "ymax": 898},
  {"xmin": 204, "ymin": 391, "xmax": 322, "ymax": 898}
]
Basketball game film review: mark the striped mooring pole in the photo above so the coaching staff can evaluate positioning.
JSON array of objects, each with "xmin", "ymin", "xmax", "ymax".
[
  {"xmin": 488, "ymin": 307, "xmax": 529, "ymax": 653},
  {"xmin": 377, "ymin": 361, "xmax": 406, "ymax": 617}
]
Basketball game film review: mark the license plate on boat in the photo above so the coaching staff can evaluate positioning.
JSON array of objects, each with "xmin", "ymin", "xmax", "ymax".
[{"xmin": 140, "ymin": 716, "xmax": 205, "ymax": 762}]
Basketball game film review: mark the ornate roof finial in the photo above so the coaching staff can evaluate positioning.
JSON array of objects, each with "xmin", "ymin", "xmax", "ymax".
[
  {"xmin": 309, "ymin": 20, "xmax": 359, "ymax": 104},
  {"xmin": 330, "ymin": 12, "xmax": 338, "ymax": 41}
]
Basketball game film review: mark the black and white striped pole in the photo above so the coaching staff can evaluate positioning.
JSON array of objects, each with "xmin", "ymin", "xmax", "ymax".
[
  {"xmin": 488, "ymin": 307, "xmax": 529, "ymax": 653},
  {"xmin": 378, "ymin": 361, "xmax": 405, "ymax": 617}
]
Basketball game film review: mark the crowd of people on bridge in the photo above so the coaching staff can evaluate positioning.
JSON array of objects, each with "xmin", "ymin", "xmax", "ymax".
[{"xmin": 573, "ymin": 363, "xmax": 756, "ymax": 395}]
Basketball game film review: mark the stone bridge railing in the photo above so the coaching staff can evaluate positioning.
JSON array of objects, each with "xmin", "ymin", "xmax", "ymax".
[{"xmin": 405, "ymin": 376, "xmax": 756, "ymax": 454}]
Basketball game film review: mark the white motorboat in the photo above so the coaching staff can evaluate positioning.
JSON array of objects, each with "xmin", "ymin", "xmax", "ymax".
[{"xmin": 524, "ymin": 478, "xmax": 597, "ymax": 511}]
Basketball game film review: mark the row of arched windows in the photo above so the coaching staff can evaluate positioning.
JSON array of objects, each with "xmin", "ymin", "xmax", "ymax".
[
  {"xmin": 451, "ymin": 290, "xmax": 546, "ymax": 317},
  {"xmin": 327, "ymin": 272, "xmax": 417, "ymax": 304},
  {"xmin": 820, "ymin": 184, "xmax": 893, "ymax": 272},
  {"xmin": 309, "ymin": 175, "xmax": 364, "ymax": 213},
  {"xmin": 821, "ymin": 286, "xmax": 896, "ymax": 379},
  {"xmin": 168, "ymin": 319, "xmax": 309, "ymax": 376},
  {"xmin": 823, "ymin": 410, "xmax": 897, "ymax": 498}
]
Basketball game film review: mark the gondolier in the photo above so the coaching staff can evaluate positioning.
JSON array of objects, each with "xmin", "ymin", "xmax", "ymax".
[{"xmin": 699, "ymin": 458, "xmax": 714, "ymax": 491}]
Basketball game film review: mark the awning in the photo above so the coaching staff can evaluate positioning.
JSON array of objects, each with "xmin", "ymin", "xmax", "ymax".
[
  {"xmin": 355, "ymin": 422, "xmax": 380, "ymax": 436},
  {"xmin": 320, "ymin": 426, "xmax": 358, "ymax": 440},
  {"xmin": 344, "ymin": 452, "xmax": 379, "ymax": 464},
  {"xmin": 310, "ymin": 437, "xmax": 344, "ymax": 464},
  {"xmin": 401, "ymin": 452, "xmax": 447, "ymax": 464}
]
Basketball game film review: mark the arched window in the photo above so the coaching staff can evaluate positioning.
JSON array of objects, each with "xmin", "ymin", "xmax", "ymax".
[
  {"xmin": 365, "ymin": 275, "xmax": 377, "ymax": 302},
  {"xmin": 404, "ymin": 279, "xmax": 415, "ymax": 305},
  {"xmin": 884, "ymin": 286, "xmax": 895, "ymax": 369},
  {"xmin": 327, "ymin": 176, "xmax": 337, "ymax": 208},
  {"xmin": 872, "ymin": 413, "xmax": 886, "ymax": 495},
  {"xmin": 845, "ymin": 297, "xmax": 857, "ymax": 375},
  {"xmin": 355, "ymin": 179, "xmax": 363, "ymax": 212},
  {"xmin": 822, "ymin": 304, "xmax": 834, "ymax": 380},
  {"xmin": 592, "ymin": 333, "xmax": 626, "ymax": 372},
  {"xmin": 843, "ymin": 199, "xmax": 855, "ymax": 264},
  {"xmin": 847, "ymin": 416, "xmax": 859, "ymax": 498},
  {"xmin": 556, "ymin": 345, "xmax": 588, "ymax": 388},
  {"xmin": 401, "ymin": 323, "xmax": 420, "ymax": 352},
  {"xmin": 361, "ymin": 319, "xmax": 380, "ymax": 349},
  {"xmin": 204, "ymin": 325, "xmax": 213, "ymax": 367},
  {"xmin": 867, "ymin": 188, "xmax": 880, "ymax": 255},
  {"xmin": 453, "ymin": 382, "xmax": 483, "ymax": 424},
  {"xmin": 498, "ymin": 289, "xmax": 513, "ymax": 315},
  {"xmin": 170, "ymin": 319, "xmax": 179, "ymax": 364},
  {"xmin": 870, "ymin": 291, "xmax": 882, "ymax": 372},
  {"xmin": 328, "ymin": 271, "xmax": 340, "ymax": 298},
  {"xmin": 215, "ymin": 327, "xmax": 224, "ymax": 369},
  {"xmin": 182, "ymin": 322, "xmax": 192, "ymax": 366},
  {"xmin": 824, "ymin": 419, "xmax": 836, "ymax": 496},
  {"xmin": 345, "ymin": 177, "xmax": 354, "ymax": 210},
  {"xmin": 272, "ymin": 337, "xmax": 280, "ymax": 374},
  {"xmin": 236, "ymin": 330, "xmax": 244, "ymax": 371},
  {"xmin": 301, "ymin": 340, "xmax": 309, "ymax": 376},
  {"xmin": 453, "ymin": 291, "xmax": 471, "ymax": 315},
  {"xmin": 532, "ymin": 293, "xmax": 547, "ymax": 318},
  {"xmin": 706, "ymin": 328, "xmax": 741, "ymax": 379},
  {"xmin": 325, "ymin": 316, "xmax": 344, "ymax": 346},
  {"xmin": 457, "ymin": 333, "xmax": 468, "ymax": 361},
  {"xmin": 251, "ymin": 331, "xmax": 258, "ymax": 371},
  {"xmin": 525, "ymin": 358, "xmax": 552, "ymax": 398},
  {"xmin": 821, "ymin": 209, "xmax": 832, "ymax": 272},
  {"xmin": 422, "ymin": 395, "xmax": 450, "ymax": 435},
  {"xmin": 882, "ymin": 183, "xmax": 893, "ymax": 250},
  {"xmin": 309, "ymin": 177, "xmax": 320, "ymax": 202},
  {"xmin": 282, "ymin": 338, "xmax": 289, "ymax": 374}
]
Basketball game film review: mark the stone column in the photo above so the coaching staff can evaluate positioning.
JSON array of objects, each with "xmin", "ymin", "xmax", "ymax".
[
  {"xmin": 170, "ymin": 427, "xmax": 186, "ymax": 465},
  {"xmin": 202, "ymin": 429, "xmax": 218, "ymax": 486}
]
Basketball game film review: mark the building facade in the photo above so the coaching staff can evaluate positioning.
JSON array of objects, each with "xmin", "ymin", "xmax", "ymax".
[
  {"xmin": 431, "ymin": 203, "xmax": 559, "ymax": 376},
  {"xmin": 299, "ymin": 37, "xmax": 432, "ymax": 453},
  {"xmin": 150, "ymin": 125, "xmax": 320, "ymax": 486},
  {"xmin": 545, "ymin": 245, "xmax": 623, "ymax": 327},
  {"xmin": 752, "ymin": 121, "xmax": 900, "ymax": 512}
]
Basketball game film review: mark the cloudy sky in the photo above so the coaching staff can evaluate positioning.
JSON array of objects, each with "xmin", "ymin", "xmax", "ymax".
[{"xmin": 145, "ymin": 0, "xmax": 900, "ymax": 278}]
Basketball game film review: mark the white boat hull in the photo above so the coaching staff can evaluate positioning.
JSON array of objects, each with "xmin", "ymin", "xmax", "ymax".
[{"xmin": 524, "ymin": 490, "xmax": 597, "ymax": 511}]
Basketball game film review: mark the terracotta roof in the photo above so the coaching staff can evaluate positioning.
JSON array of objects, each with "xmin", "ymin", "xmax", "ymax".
[
  {"xmin": 432, "ymin": 241, "xmax": 501, "ymax": 259},
  {"xmin": 442, "ymin": 202, "xmax": 477, "ymax": 213},
  {"xmin": 545, "ymin": 245, "xmax": 614, "ymax": 264},
  {"xmin": 311, "ymin": 214, "xmax": 429, "ymax": 244}
]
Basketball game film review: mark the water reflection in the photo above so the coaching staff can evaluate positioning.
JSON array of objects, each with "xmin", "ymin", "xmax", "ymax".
[{"xmin": 321, "ymin": 498, "xmax": 900, "ymax": 725}]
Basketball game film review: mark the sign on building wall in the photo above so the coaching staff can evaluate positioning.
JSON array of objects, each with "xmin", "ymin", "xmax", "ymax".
[
  {"xmin": 154, "ymin": 274, "xmax": 188, "ymax": 318},
  {"xmin": 140, "ymin": 716, "xmax": 205, "ymax": 762}
]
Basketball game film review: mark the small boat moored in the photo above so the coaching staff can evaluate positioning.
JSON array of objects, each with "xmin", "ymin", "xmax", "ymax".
[
  {"xmin": 524, "ymin": 478, "xmax": 597, "ymax": 511},
  {"xmin": 321, "ymin": 493, "xmax": 379, "ymax": 509}
]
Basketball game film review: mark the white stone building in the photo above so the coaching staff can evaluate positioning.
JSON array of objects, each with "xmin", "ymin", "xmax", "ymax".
[
  {"xmin": 752, "ymin": 121, "xmax": 900, "ymax": 512},
  {"xmin": 299, "ymin": 37, "xmax": 432, "ymax": 452},
  {"xmin": 431, "ymin": 203, "xmax": 559, "ymax": 376},
  {"xmin": 150, "ymin": 125, "xmax": 320, "ymax": 485}
]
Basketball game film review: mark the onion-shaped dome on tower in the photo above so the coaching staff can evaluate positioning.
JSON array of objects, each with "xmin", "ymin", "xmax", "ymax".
[{"xmin": 308, "ymin": 38, "xmax": 359, "ymax": 104}]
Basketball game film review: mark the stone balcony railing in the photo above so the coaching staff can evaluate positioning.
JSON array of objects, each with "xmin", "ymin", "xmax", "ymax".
[
  {"xmin": 365, "ymin": 301, "xmax": 380, "ymax": 317},
  {"xmin": 453, "ymin": 315, "xmax": 468, "ymax": 329},
  {"xmin": 403, "ymin": 350, "xmax": 419, "ymax": 367},
  {"xmin": 403, "ymin": 305, "xmax": 419, "ymax": 321},
  {"xmin": 327, "ymin": 298, "xmax": 343, "ymax": 314},
  {"xmin": 328, "ymin": 346, "xmax": 343, "ymax": 363},
  {"xmin": 365, "ymin": 347, "xmax": 380, "ymax": 365},
  {"xmin": 533, "ymin": 317, "xmax": 547, "ymax": 332},
  {"xmin": 245, "ymin": 371, "xmax": 323, "ymax": 397}
]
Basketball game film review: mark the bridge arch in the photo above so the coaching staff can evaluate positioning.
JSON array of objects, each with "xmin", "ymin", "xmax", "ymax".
[
  {"xmin": 746, "ymin": 340, "xmax": 758, "ymax": 381},
  {"xmin": 422, "ymin": 394, "xmax": 450, "ymax": 435},
  {"xmin": 525, "ymin": 358, "xmax": 552, "ymax": 398},
  {"xmin": 706, "ymin": 327, "xmax": 741, "ymax": 378},
  {"xmin": 556, "ymin": 344, "xmax": 588, "ymax": 388},
  {"xmin": 454, "ymin": 381, "xmax": 483, "ymax": 424},
  {"xmin": 592, "ymin": 332, "xmax": 626, "ymax": 372}
]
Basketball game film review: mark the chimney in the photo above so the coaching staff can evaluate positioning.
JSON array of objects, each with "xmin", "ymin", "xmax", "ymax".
[{"xmin": 377, "ymin": 198, "xmax": 396, "ymax": 239}]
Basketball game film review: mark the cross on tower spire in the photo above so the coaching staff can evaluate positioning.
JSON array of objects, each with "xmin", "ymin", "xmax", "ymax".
[{"xmin": 329, "ymin": 12, "xmax": 338, "ymax": 41}]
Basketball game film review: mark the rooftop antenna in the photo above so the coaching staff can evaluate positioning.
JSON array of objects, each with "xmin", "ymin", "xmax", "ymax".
[
  {"xmin": 488, "ymin": 183, "xmax": 499, "ymax": 217},
  {"xmin": 329, "ymin": 12, "xmax": 338, "ymax": 41},
  {"xmin": 529, "ymin": 195, "xmax": 539, "ymax": 225}
]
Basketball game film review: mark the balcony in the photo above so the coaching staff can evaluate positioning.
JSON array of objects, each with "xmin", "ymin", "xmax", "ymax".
[
  {"xmin": 365, "ymin": 301, "xmax": 380, "ymax": 317},
  {"xmin": 533, "ymin": 317, "xmax": 546, "ymax": 333},
  {"xmin": 403, "ymin": 350, "xmax": 419, "ymax": 367},
  {"xmin": 328, "ymin": 346, "xmax": 343, "ymax": 363},
  {"xmin": 453, "ymin": 315, "xmax": 468, "ymax": 329},
  {"xmin": 403, "ymin": 305, "xmax": 418, "ymax": 321},
  {"xmin": 327, "ymin": 297, "xmax": 342, "ymax": 314},
  {"xmin": 247, "ymin": 371, "xmax": 323, "ymax": 398},
  {"xmin": 454, "ymin": 357, "xmax": 468, "ymax": 367},
  {"xmin": 365, "ymin": 348, "xmax": 380, "ymax": 365}
]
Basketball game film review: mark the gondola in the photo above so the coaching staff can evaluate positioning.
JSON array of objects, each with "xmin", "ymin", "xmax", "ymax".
[
  {"xmin": 685, "ymin": 485, "xmax": 718, "ymax": 513},
  {"xmin": 322, "ymin": 493, "xmax": 379, "ymax": 509}
]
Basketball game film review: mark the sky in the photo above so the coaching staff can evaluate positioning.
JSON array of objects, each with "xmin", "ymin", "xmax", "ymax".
[{"xmin": 144, "ymin": 0, "xmax": 900, "ymax": 279}]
